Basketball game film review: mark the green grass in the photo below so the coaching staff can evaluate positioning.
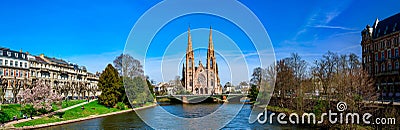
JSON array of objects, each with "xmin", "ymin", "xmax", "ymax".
[
  {"xmin": 52, "ymin": 100, "xmax": 86, "ymax": 111},
  {"xmin": 14, "ymin": 101, "xmax": 121, "ymax": 127}
]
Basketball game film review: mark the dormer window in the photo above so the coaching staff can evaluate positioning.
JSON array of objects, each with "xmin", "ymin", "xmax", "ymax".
[
  {"xmin": 15, "ymin": 53, "xmax": 18, "ymax": 58},
  {"xmin": 7, "ymin": 51, "xmax": 11, "ymax": 57},
  {"xmin": 384, "ymin": 26, "xmax": 388, "ymax": 35},
  {"xmin": 0, "ymin": 50, "xmax": 2, "ymax": 56}
]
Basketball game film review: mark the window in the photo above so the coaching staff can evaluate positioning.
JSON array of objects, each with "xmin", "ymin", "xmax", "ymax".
[
  {"xmin": 381, "ymin": 52, "xmax": 385, "ymax": 60},
  {"xmin": 388, "ymin": 50, "xmax": 392, "ymax": 58},
  {"xmin": 20, "ymin": 62, "xmax": 22, "ymax": 67},
  {"xmin": 5, "ymin": 60, "xmax": 8, "ymax": 66},
  {"xmin": 0, "ymin": 50, "xmax": 2, "ymax": 56},
  {"xmin": 15, "ymin": 61, "xmax": 18, "ymax": 67},
  {"xmin": 188, "ymin": 60, "xmax": 192, "ymax": 68},
  {"xmin": 396, "ymin": 62, "xmax": 399, "ymax": 69},
  {"xmin": 376, "ymin": 53, "xmax": 378, "ymax": 60},
  {"xmin": 25, "ymin": 63, "xmax": 27, "ymax": 68},
  {"xmin": 5, "ymin": 69, "xmax": 8, "ymax": 76},
  {"xmin": 11, "ymin": 70, "xmax": 14, "ymax": 76},
  {"xmin": 396, "ymin": 49, "xmax": 399, "ymax": 57},
  {"xmin": 382, "ymin": 64, "xmax": 385, "ymax": 72},
  {"xmin": 0, "ymin": 59, "xmax": 2, "ymax": 65},
  {"xmin": 388, "ymin": 63, "xmax": 392, "ymax": 71}
]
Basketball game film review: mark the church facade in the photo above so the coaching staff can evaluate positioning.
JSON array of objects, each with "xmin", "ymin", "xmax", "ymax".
[{"xmin": 182, "ymin": 27, "xmax": 222, "ymax": 95}]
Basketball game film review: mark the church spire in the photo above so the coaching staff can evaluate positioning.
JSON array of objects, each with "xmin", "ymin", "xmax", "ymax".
[
  {"xmin": 187, "ymin": 26, "xmax": 193, "ymax": 52},
  {"xmin": 208, "ymin": 26, "xmax": 214, "ymax": 50},
  {"xmin": 207, "ymin": 26, "xmax": 215, "ymax": 69}
]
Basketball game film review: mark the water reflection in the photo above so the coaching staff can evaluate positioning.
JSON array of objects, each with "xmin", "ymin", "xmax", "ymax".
[{"xmin": 40, "ymin": 104, "xmax": 306, "ymax": 130}]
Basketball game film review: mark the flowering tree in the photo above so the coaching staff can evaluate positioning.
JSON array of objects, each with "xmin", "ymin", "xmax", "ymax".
[{"xmin": 19, "ymin": 80, "xmax": 62, "ymax": 111}]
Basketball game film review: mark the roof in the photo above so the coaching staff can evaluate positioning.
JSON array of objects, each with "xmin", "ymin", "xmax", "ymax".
[
  {"xmin": 34, "ymin": 56, "xmax": 47, "ymax": 64},
  {"xmin": 0, "ymin": 47, "xmax": 28, "ymax": 61},
  {"xmin": 373, "ymin": 13, "xmax": 400, "ymax": 39},
  {"xmin": 46, "ymin": 56, "xmax": 69, "ymax": 65}
]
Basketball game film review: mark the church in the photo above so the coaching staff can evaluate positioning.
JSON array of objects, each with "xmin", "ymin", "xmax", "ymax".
[{"xmin": 181, "ymin": 27, "xmax": 222, "ymax": 95}]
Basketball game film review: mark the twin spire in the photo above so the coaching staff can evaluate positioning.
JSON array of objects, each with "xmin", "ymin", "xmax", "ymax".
[
  {"xmin": 186, "ymin": 26, "xmax": 214, "ymax": 53},
  {"xmin": 186, "ymin": 26, "xmax": 215, "ymax": 68}
]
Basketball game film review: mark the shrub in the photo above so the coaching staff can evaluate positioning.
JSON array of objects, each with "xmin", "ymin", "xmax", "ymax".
[
  {"xmin": 116, "ymin": 102, "xmax": 126, "ymax": 110},
  {"xmin": 0, "ymin": 111, "xmax": 10, "ymax": 123}
]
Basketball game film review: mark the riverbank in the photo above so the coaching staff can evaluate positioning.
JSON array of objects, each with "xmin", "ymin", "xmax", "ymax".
[{"xmin": 11, "ymin": 102, "xmax": 156, "ymax": 129}]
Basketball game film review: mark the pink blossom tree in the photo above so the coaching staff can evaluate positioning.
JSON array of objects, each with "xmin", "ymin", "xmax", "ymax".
[{"xmin": 19, "ymin": 80, "xmax": 63, "ymax": 111}]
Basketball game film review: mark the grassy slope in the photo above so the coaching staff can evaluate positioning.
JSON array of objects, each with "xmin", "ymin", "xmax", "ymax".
[{"xmin": 14, "ymin": 101, "xmax": 120, "ymax": 127}]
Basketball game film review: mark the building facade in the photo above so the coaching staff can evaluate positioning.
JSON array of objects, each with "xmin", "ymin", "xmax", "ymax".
[
  {"xmin": 0, "ymin": 47, "xmax": 99, "ymax": 103},
  {"xmin": 182, "ymin": 27, "xmax": 222, "ymax": 95},
  {"xmin": 361, "ymin": 13, "xmax": 400, "ymax": 99},
  {"xmin": 0, "ymin": 48, "xmax": 30, "ymax": 101}
]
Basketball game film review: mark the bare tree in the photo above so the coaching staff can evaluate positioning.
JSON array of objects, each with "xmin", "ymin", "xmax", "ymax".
[
  {"xmin": 0, "ymin": 76, "xmax": 7, "ymax": 103},
  {"xmin": 11, "ymin": 78, "xmax": 25, "ymax": 103},
  {"xmin": 113, "ymin": 54, "xmax": 144, "ymax": 78}
]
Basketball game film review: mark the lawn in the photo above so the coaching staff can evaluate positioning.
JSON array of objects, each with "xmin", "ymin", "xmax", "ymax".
[
  {"xmin": 14, "ymin": 101, "xmax": 121, "ymax": 127},
  {"xmin": 52, "ymin": 100, "xmax": 86, "ymax": 111},
  {"xmin": 1, "ymin": 100, "xmax": 87, "ymax": 123}
]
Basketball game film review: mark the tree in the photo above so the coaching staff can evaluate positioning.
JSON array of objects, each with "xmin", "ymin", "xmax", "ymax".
[
  {"xmin": 0, "ymin": 76, "xmax": 7, "ymax": 103},
  {"xmin": 250, "ymin": 67, "xmax": 264, "ymax": 87},
  {"xmin": 98, "ymin": 64, "xmax": 122, "ymax": 107},
  {"xmin": 249, "ymin": 67, "xmax": 265, "ymax": 101},
  {"xmin": 113, "ymin": 54, "xmax": 144, "ymax": 78},
  {"xmin": 89, "ymin": 84, "xmax": 98, "ymax": 98},
  {"xmin": 125, "ymin": 77, "xmax": 154, "ymax": 107},
  {"xmin": 20, "ymin": 80, "xmax": 62, "ymax": 111}
]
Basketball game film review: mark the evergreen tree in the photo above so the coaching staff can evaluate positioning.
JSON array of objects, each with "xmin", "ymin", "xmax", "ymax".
[{"xmin": 98, "ymin": 64, "xmax": 122, "ymax": 107}]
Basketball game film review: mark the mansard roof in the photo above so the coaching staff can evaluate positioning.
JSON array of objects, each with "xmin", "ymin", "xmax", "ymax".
[{"xmin": 373, "ymin": 13, "xmax": 400, "ymax": 39}]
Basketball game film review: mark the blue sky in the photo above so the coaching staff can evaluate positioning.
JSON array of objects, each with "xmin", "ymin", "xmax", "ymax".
[{"xmin": 0, "ymin": 0, "xmax": 399, "ymax": 84}]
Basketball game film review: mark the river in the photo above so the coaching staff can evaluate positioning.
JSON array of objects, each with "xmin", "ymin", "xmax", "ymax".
[{"xmin": 40, "ymin": 103, "xmax": 304, "ymax": 129}]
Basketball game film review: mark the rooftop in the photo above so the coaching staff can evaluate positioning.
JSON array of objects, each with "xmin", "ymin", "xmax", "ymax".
[{"xmin": 373, "ymin": 13, "xmax": 400, "ymax": 39}]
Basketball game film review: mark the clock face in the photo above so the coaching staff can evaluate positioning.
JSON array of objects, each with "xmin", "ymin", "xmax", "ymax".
[{"xmin": 198, "ymin": 74, "xmax": 206, "ymax": 85}]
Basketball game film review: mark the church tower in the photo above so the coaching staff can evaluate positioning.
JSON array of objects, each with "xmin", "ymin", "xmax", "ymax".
[
  {"xmin": 206, "ymin": 26, "xmax": 220, "ymax": 94},
  {"xmin": 185, "ymin": 26, "xmax": 195, "ymax": 92}
]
